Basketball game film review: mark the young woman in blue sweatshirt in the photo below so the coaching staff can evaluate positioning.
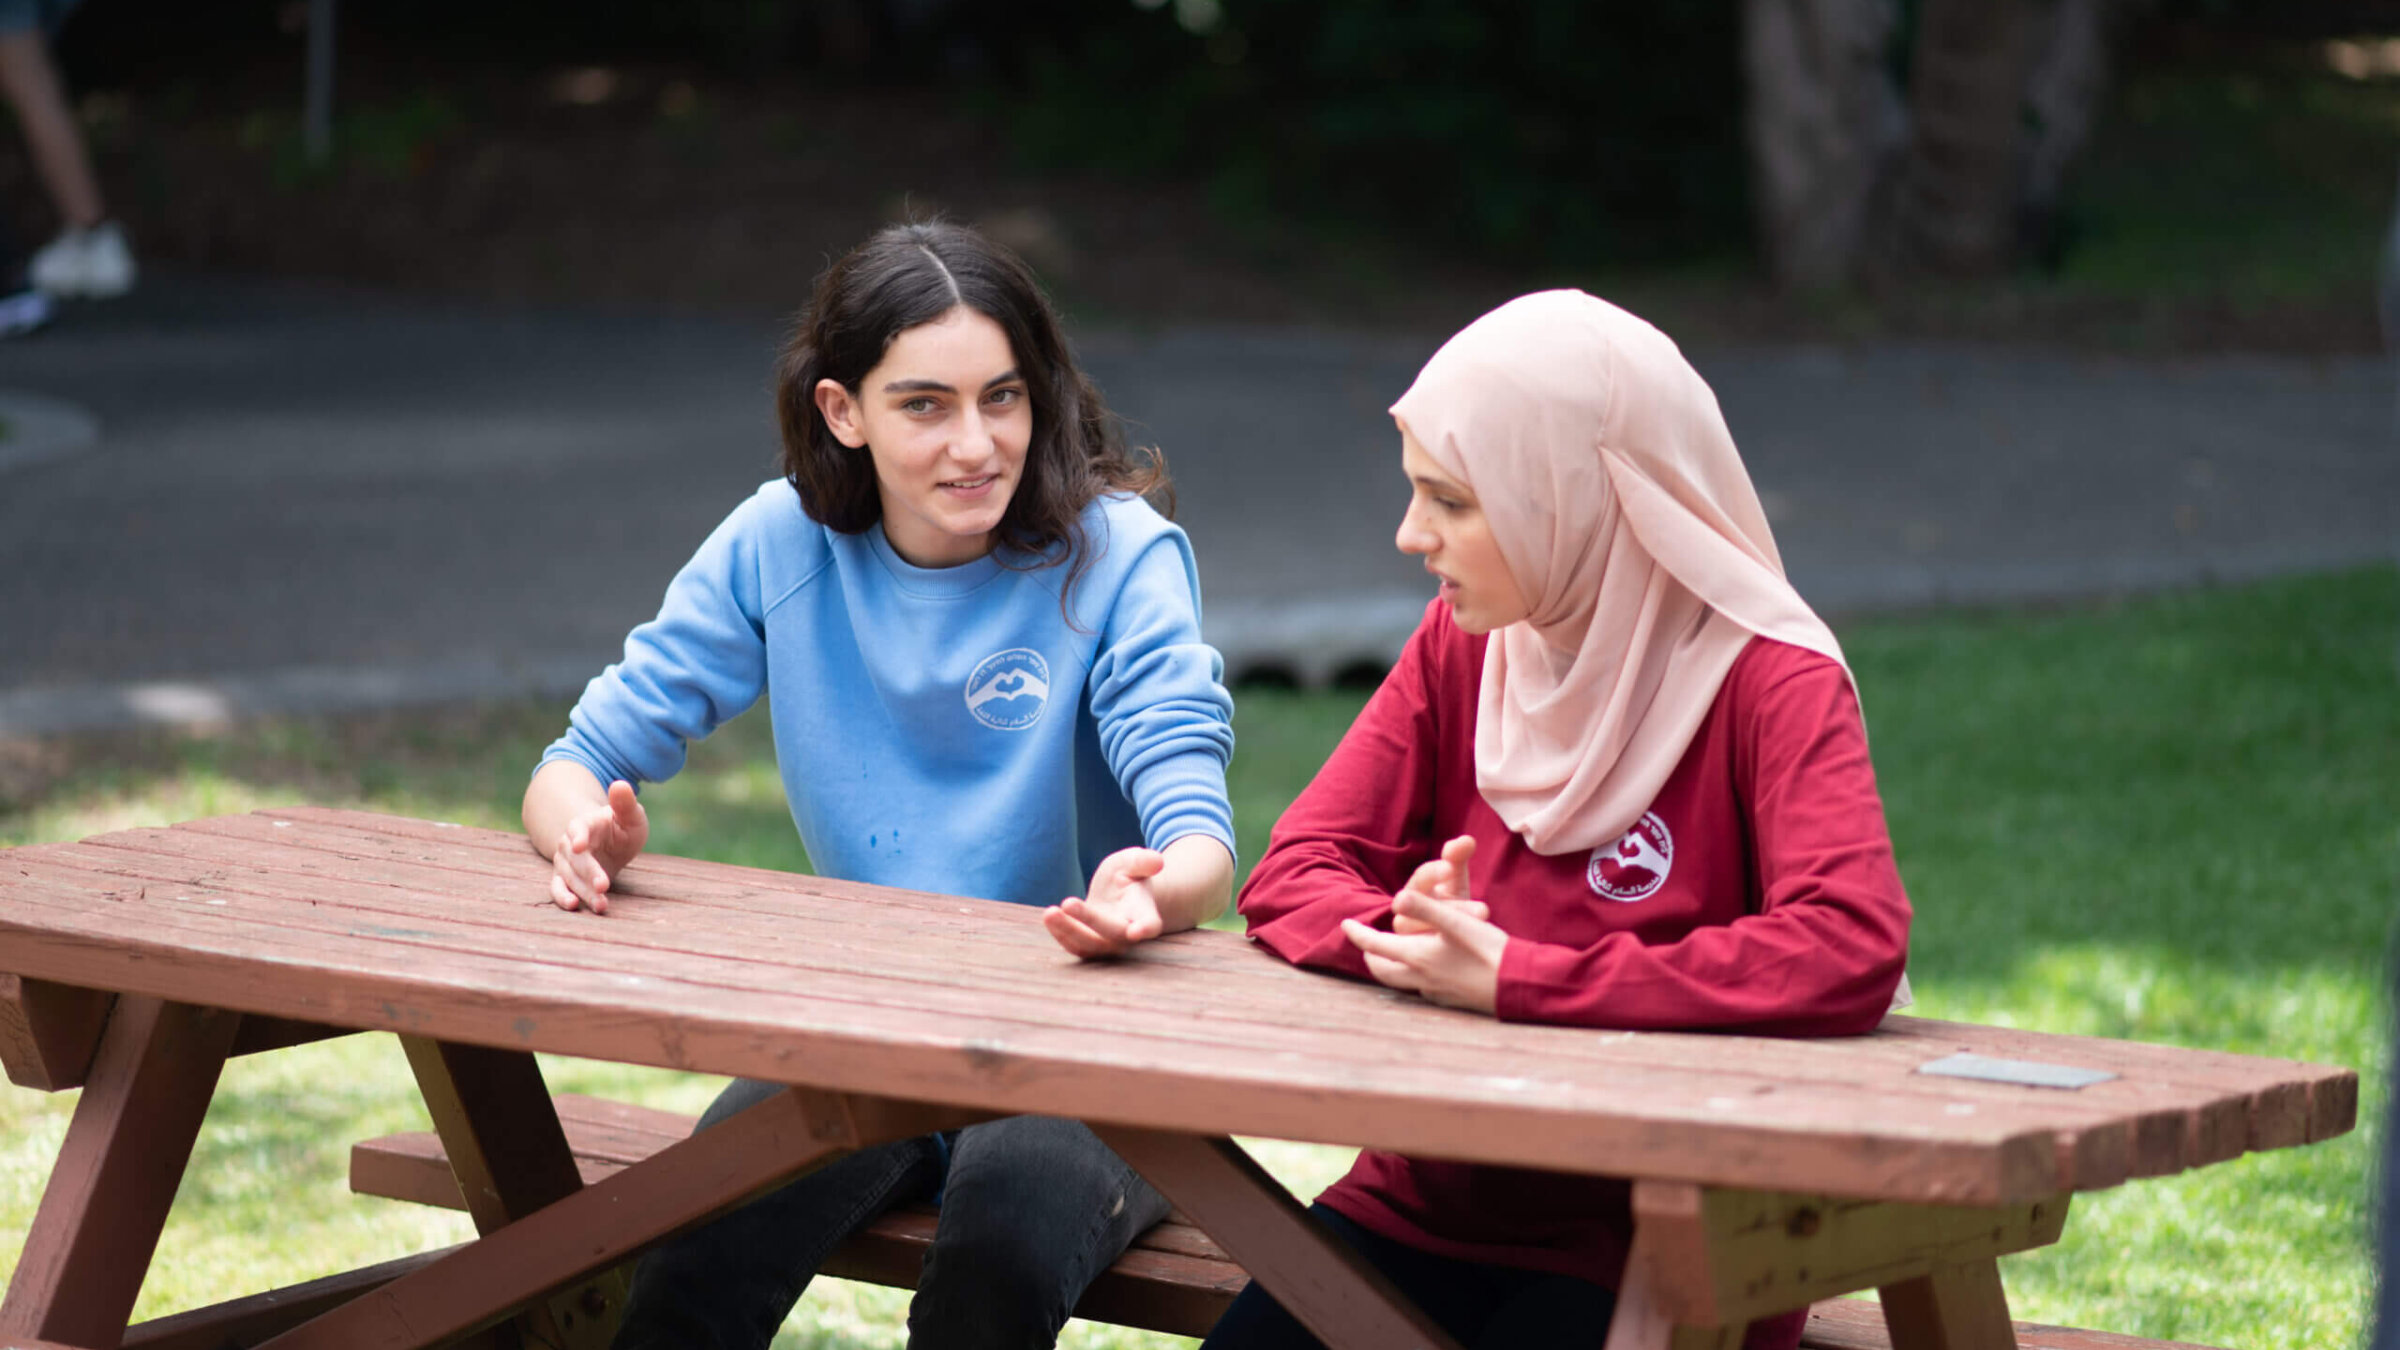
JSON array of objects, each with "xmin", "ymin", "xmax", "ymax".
[{"xmin": 522, "ymin": 221, "xmax": 1238, "ymax": 1350}]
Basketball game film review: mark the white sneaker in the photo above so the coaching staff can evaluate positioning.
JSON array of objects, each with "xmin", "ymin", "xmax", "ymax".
[
  {"xmin": 0, "ymin": 288, "xmax": 51, "ymax": 337},
  {"xmin": 30, "ymin": 222, "xmax": 137, "ymax": 300}
]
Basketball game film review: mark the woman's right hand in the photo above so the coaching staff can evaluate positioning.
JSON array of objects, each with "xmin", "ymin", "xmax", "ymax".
[
  {"xmin": 549, "ymin": 779, "xmax": 648, "ymax": 915},
  {"xmin": 1394, "ymin": 834, "xmax": 1487, "ymax": 931}
]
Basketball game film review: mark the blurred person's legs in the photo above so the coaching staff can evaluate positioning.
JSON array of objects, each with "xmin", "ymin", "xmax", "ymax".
[
  {"xmin": 612, "ymin": 1081, "xmax": 1168, "ymax": 1350},
  {"xmin": 0, "ymin": 0, "xmax": 134, "ymax": 299},
  {"xmin": 1200, "ymin": 1203, "xmax": 1618, "ymax": 1350},
  {"xmin": 904, "ymin": 1114, "xmax": 1170, "ymax": 1349},
  {"xmin": 611, "ymin": 1078, "xmax": 947, "ymax": 1350}
]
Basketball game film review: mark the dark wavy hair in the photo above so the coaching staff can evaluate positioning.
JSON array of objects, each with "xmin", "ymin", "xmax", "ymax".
[{"xmin": 776, "ymin": 221, "xmax": 1169, "ymax": 607}]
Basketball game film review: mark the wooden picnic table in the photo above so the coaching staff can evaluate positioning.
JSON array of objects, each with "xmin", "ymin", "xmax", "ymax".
[{"xmin": 0, "ymin": 808, "xmax": 2357, "ymax": 1350}]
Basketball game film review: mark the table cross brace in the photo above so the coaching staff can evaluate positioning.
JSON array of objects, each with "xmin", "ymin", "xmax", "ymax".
[{"xmin": 253, "ymin": 1080, "xmax": 983, "ymax": 1350}]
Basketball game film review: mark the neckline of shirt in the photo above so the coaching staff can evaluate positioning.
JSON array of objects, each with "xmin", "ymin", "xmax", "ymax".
[{"xmin": 865, "ymin": 519, "xmax": 1009, "ymax": 598}]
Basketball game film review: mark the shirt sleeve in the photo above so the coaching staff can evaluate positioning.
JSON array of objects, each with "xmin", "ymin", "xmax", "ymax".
[
  {"xmin": 1236, "ymin": 606, "xmax": 1446, "ymax": 978},
  {"xmin": 540, "ymin": 496, "xmax": 774, "ymax": 790},
  {"xmin": 1086, "ymin": 525, "xmax": 1237, "ymax": 860},
  {"xmin": 1495, "ymin": 655, "xmax": 1912, "ymax": 1036}
]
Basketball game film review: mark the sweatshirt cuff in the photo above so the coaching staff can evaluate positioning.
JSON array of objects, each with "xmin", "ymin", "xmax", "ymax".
[
  {"xmin": 537, "ymin": 744, "xmax": 630, "ymax": 791},
  {"xmin": 1135, "ymin": 751, "xmax": 1236, "ymax": 862},
  {"xmin": 1248, "ymin": 899, "xmax": 1392, "ymax": 977},
  {"xmin": 1494, "ymin": 935, "xmax": 1563, "ymax": 1024}
]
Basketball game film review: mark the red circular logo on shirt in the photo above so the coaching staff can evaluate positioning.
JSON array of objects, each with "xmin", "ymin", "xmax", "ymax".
[{"xmin": 1587, "ymin": 813, "xmax": 1673, "ymax": 902}]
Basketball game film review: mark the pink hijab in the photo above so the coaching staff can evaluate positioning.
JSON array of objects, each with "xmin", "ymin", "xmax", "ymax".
[{"xmin": 1391, "ymin": 290, "xmax": 1852, "ymax": 856}]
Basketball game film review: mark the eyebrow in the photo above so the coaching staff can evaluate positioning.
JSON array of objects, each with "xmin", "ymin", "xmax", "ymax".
[{"xmin": 882, "ymin": 369, "xmax": 1023, "ymax": 396}]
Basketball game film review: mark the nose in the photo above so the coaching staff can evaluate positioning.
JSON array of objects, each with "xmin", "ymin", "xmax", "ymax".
[
  {"xmin": 1395, "ymin": 499, "xmax": 1435, "ymax": 557},
  {"xmin": 954, "ymin": 405, "xmax": 997, "ymax": 466}
]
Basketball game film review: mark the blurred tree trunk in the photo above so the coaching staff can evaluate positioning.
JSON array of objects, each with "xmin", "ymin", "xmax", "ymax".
[
  {"xmin": 1887, "ymin": 0, "xmax": 2051, "ymax": 276},
  {"xmin": 1743, "ymin": 0, "xmax": 2138, "ymax": 286},
  {"xmin": 1741, "ymin": 0, "xmax": 1908, "ymax": 290},
  {"xmin": 2018, "ymin": 0, "xmax": 2127, "ymax": 266}
]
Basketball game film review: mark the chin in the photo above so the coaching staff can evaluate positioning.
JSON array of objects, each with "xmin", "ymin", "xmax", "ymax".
[{"xmin": 952, "ymin": 507, "xmax": 1009, "ymax": 538}]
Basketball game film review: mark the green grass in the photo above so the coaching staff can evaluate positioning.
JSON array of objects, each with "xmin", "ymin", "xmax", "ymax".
[{"xmin": 1, "ymin": 566, "xmax": 2393, "ymax": 1347}]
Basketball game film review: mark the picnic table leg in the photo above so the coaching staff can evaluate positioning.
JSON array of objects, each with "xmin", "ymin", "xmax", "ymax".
[
  {"xmin": 0, "ymin": 996, "xmax": 239, "ymax": 1348},
  {"xmin": 253, "ymin": 1087, "xmax": 981, "ymax": 1350},
  {"xmin": 1879, "ymin": 1258, "xmax": 2017, "ymax": 1350},
  {"xmin": 1089, "ymin": 1126, "xmax": 1466, "ymax": 1350},
  {"xmin": 402, "ymin": 1037, "xmax": 585, "ymax": 1229},
  {"xmin": 1608, "ymin": 1180, "xmax": 2047, "ymax": 1350},
  {"xmin": 1604, "ymin": 1183, "xmax": 1745, "ymax": 1350},
  {"xmin": 400, "ymin": 1036, "xmax": 621, "ymax": 1350},
  {"xmin": 1603, "ymin": 1231, "xmax": 1741, "ymax": 1350}
]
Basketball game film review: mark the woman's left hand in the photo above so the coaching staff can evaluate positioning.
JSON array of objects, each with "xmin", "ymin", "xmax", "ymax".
[
  {"xmin": 1342, "ymin": 889, "xmax": 1507, "ymax": 1014},
  {"xmin": 1044, "ymin": 847, "xmax": 1167, "ymax": 958}
]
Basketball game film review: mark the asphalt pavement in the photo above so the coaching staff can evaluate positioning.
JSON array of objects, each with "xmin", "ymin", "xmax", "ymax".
[{"xmin": 2, "ymin": 274, "xmax": 2392, "ymax": 736}]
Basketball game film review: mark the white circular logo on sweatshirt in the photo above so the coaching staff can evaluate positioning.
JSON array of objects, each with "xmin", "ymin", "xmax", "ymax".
[
  {"xmin": 965, "ymin": 648, "xmax": 1051, "ymax": 731},
  {"xmin": 1587, "ymin": 812, "xmax": 1673, "ymax": 902}
]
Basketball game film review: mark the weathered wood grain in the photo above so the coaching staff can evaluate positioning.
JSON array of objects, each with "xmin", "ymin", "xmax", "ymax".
[
  {"xmin": 185, "ymin": 812, "xmax": 2309, "ymax": 1184},
  {"xmin": 59, "ymin": 822, "xmax": 2194, "ymax": 1190},
  {"xmin": 0, "ymin": 810, "xmax": 2305, "ymax": 1350},
  {"xmin": 0, "ymin": 856, "xmax": 2071, "ymax": 1206},
  {"xmin": 65, "ymin": 824, "xmax": 2157, "ymax": 1152},
  {"xmin": 1877, "ymin": 1016, "xmax": 2354, "ymax": 1152},
  {"xmin": 0, "ymin": 812, "xmax": 2355, "ymax": 1213}
]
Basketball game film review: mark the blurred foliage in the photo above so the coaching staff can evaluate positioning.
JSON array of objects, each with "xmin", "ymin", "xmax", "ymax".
[
  {"xmin": 52, "ymin": 0, "xmax": 2400, "ymax": 295},
  {"xmin": 2058, "ymin": 60, "xmax": 2397, "ymax": 304},
  {"xmin": 59, "ymin": 0, "xmax": 1752, "ymax": 269},
  {"xmin": 987, "ymin": 0, "xmax": 1751, "ymax": 267}
]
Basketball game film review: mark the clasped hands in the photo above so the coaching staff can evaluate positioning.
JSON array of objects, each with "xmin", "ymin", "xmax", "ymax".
[{"xmin": 1341, "ymin": 834, "xmax": 1508, "ymax": 1015}]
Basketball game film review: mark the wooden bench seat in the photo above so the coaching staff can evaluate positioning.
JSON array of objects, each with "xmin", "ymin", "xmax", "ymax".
[{"xmin": 350, "ymin": 1093, "xmax": 2222, "ymax": 1349}]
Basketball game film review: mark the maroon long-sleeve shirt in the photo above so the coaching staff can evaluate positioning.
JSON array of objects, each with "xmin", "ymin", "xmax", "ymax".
[{"xmin": 1239, "ymin": 601, "xmax": 1911, "ymax": 1347}]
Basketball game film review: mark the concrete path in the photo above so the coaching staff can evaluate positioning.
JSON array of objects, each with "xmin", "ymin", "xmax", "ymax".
[{"xmin": 2, "ymin": 275, "xmax": 2392, "ymax": 736}]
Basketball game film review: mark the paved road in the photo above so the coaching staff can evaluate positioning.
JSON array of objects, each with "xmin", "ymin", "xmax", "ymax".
[{"xmin": 2, "ymin": 275, "xmax": 2393, "ymax": 734}]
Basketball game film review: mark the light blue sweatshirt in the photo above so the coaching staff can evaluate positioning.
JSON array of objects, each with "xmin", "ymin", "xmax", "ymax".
[{"xmin": 542, "ymin": 480, "xmax": 1236, "ymax": 908}]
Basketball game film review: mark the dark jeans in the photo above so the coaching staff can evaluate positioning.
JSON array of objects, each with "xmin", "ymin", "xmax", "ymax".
[
  {"xmin": 612, "ymin": 1078, "xmax": 1170, "ymax": 1350},
  {"xmin": 1201, "ymin": 1204, "xmax": 1617, "ymax": 1350}
]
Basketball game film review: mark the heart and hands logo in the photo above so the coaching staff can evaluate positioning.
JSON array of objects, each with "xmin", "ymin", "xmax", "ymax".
[
  {"xmin": 965, "ymin": 648, "xmax": 1051, "ymax": 731},
  {"xmin": 1586, "ymin": 812, "xmax": 1673, "ymax": 902}
]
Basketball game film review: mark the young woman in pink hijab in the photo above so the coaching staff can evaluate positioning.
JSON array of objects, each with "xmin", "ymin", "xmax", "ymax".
[{"xmin": 1206, "ymin": 290, "xmax": 1913, "ymax": 1350}]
